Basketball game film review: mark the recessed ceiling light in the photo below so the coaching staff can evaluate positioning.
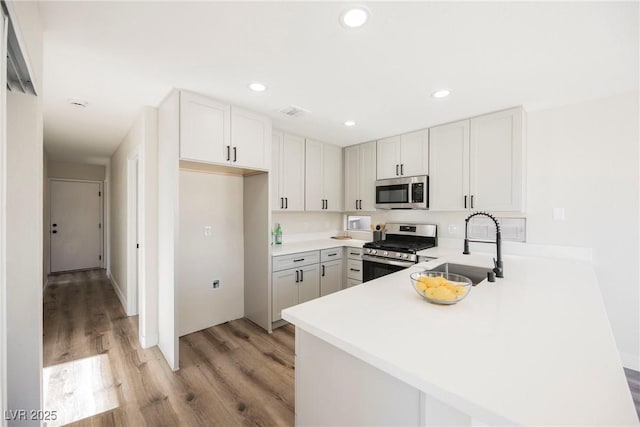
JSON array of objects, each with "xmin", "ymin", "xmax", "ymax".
[
  {"xmin": 68, "ymin": 98, "xmax": 88, "ymax": 108},
  {"xmin": 249, "ymin": 82, "xmax": 267, "ymax": 92},
  {"xmin": 340, "ymin": 7, "xmax": 369, "ymax": 28},
  {"xmin": 431, "ymin": 89, "xmax": 451, "ymax": 99},
  {"xmin": 344, "ymin": 120, "xmax": 356, "ymax": 127}
]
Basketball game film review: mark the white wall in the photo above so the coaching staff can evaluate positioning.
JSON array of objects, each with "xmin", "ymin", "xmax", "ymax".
[
  {"xmin": 272, "ymin": 211, "xmax": 343, "ymax": 239},
  {"xmin": 48, "ymin": 160, "xmax": 105, "ymax": 181},
  {"xmin": 178, "ymin": 170, "xmax": 245, "ymax": 336},
  {"xmin": 4, "ymin": 1, "xmax": 43, "ymax": 423},
  {"xmin": 526, "ymin": 91, "xmax": 639, "ymax": 369},
  {"xmin": 109, "ymin": 107, "xmax": 159, "ymax": 348}
]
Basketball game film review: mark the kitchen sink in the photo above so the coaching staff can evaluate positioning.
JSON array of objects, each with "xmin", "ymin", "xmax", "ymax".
[{"xmin": 428, "ymin": 263, "xmax": 491, "ymax": 285}]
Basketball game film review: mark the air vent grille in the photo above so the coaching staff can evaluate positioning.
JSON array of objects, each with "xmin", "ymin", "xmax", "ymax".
[{"xmin": 279, "ymin": 105, "xmax": 310, "ymax": 118}]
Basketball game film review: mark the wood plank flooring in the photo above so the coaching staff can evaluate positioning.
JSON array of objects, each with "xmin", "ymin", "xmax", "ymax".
[
  {"xmin": 44, "ymin": 269, "xmax": 640, "ymax": 426},
  {"xmin": 44, "ymin": 269, "xmax": 295, "ymax": 426}
]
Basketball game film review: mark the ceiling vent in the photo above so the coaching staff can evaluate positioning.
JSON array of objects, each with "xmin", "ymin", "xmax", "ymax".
[{"xmin": 279, "ymin": 105, "xmax": 310, "ymax": 118}]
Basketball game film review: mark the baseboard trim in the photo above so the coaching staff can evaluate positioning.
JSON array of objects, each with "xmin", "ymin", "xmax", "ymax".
[
  {"xmin": 140, "ymin": 333, "xmax": 159, "ymax": 349},
  {"xmin": 621, "ymin": 352, "xmax": 640, "ymax": 371},
  {"xmin": 108, "ymin": 271, "xmax": 127, "ymax": 314}
]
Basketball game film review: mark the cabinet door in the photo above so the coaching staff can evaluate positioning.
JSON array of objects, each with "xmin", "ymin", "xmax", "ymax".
[
  {"xmin": 428, "ymin": 121, "xmax": 470, "ymax": 211},
  {"xmin": 320, "ymin": 259, "xmax": 343, "ymax": 297},
  {"xmin": 359, "ymin": 141, "xmax": 377, "ymax": 211},
  {"xmin": 344, "ymin": 145, "xmax": 360, "ymax": 211},
  {"xmin": 298, "ymin": 264, "xmax": 320, "ymax": 304},
  {"xmin": 470, "ymin": 108, "xmax": 523, "ymax": 211},
  {"xmin": 376, "ymin": 136, "xmax": 401, "ymax": 179},
  {"xmin": 180, "ymin": 91, "xmax": 230, "ymax": 164},
  {"xmin": 272, "ymin": 131, "xmax": 284, "ymax": 210},
  {"xmin": 281, "ymin": 134, "xmax": 306, "ymax": 211},
  {"xmin": 400, "ymin": 130, "xmax": 429, "ymax": 177},
  {"xmin": 305, "ymin": 139, "xmax": 324, "ymax": 211},
  {"xmin": 322, "ymin": 144, "xmax": 343, "ymax": 212},
  {"xmin": 272, "ymin": 269, "xmax": 299, "ymax": 322},
  {"xmin": 231, "ymin": 106, "xmax": 272, "ymax": 170}
]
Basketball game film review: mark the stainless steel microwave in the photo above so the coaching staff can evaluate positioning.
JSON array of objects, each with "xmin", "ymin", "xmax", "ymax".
[{"xmin": 375, "ymin": 175, "xmax": 429, "ymax": 209}]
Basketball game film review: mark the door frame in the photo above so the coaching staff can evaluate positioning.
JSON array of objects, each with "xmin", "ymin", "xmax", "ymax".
[
  {"xmin": 48, "ymin": 178, "xmax": 104, "ymax": 273},
  {"xmin": 127, "ymin": 148, "xmax": 143, "ymax": 318}
]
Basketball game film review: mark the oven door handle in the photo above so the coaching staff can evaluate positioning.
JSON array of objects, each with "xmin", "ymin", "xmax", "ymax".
[{"xmin": 362, "ymin": 254, "xmax": 415, "ymax": 268}]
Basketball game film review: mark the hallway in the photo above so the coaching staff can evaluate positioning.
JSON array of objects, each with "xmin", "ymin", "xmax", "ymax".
[{"xmin": 43, "ymin": 270, "xmax": 295, "ymax": 426}]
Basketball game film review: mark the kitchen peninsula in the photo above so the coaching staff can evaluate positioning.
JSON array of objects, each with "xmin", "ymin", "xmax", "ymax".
[{"xmin": 283, "ymin": 253, "xmax": 639, "ymax": 426}]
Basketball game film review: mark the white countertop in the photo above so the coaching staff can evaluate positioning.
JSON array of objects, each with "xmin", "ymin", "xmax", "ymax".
[
  {"xmin": 271, "ymin": 238, "xmax": 367, "ymax": 256},
  {"xmin": 282, "ymin": 253, "xmax": 639, "ymax": 426}
]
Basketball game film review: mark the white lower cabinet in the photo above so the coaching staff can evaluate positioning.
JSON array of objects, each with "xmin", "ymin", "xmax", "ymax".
[
  {"xmin": 272, "ymin": 263, "xmax": 320, "ymax": 322},
  {"xmin": 320, "ymin": 248, "xmax": 344, "ymax": 297},
  {"xmin": 345, "ymin": 247, "xmax": 363, "ymax": 286},
  {"xmin": 273, "ymin": 248, "xmax": 344, "ymax": 322}
]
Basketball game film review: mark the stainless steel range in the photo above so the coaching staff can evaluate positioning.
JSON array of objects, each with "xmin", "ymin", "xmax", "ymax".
[{"xmin": 362, "ymin": 223, "xmax": 437, "ymax": 281}]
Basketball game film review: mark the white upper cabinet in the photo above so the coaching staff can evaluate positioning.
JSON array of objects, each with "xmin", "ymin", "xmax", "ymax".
[
  {"xmin": 178, "ymin": 91, "xmax": 271, "ymax": 170},
  {"xmin": 305, "ymin": 140, "xmax": 343, "ymax": 212},
  {"xmin": 344, "ymin": 141, "xmax": 377, "ymax": 211},
  {"xmin": 376, "ymin": 130, "xmax": 428, "ymax": 179},
  {"xmin": 428, "ymin": 120, "xmax": 470, "ymax": 211},
  {"xmin": 230, "ymin": 106, "xmax": 272, "ymax": 170},
  {"xmin": 429, "ymin": 107, "xmax": 524, "ymax": 212},
  {"xmin": 470, "ymin": 108, "xmax": 524, "ymax": 211},
  {"xmin": 180, "ymin": 91, "xmax": 230, "ymax": 164},
  {"xmin": 272, "ymin": 131, "xmax": 305, "ymax": 211},
  {"xmin": 376, "ymin": 136, "xmax": 401, "ymax": 180}
]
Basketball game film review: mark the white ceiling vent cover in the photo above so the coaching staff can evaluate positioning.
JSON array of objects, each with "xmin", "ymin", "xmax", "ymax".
[{"xmin": 279, "ymin": 105, "xmax": 310, "ymax": 118}]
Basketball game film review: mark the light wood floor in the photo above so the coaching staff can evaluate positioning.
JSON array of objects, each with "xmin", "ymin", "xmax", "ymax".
[
  {"xmin": 44, "ymin": 269, "xmax": 295, "ymax": 426},
  {"xmin": 44, "ymin": 269, "xmax": 640, "ymax": 426}
]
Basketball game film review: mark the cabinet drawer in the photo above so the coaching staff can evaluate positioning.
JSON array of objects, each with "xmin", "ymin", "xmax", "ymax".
[
  {"xmin": 346, "ymin": 278, "xmax": 362, "ymax": 288},
  {"xmin": 347, "ymin": 259, "xmax": 363, "ymax": 281},
  {"xmin": 321, "ymin": 247, "xmax": 343, "ymax": 262},
  {"xmin": 273, "ymin": 251, "xmax": 320, "ymax": 272},
  {"xmin": 346, "ymin": 247, "xmax": 363, "ymax": 260}
]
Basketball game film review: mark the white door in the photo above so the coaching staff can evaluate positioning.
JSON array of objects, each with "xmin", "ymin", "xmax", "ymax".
[
  {"xmin": 376, "ymin": 136, "xmax": 401, "ymax": 179},
  {"xmin": 320, "ymin": 260, "xmax": 343, "ymax": 296},
  {"xmin": 429, "ymin": 120, "xmax": 470, "ymax": 211},
  {"xmin": 322, "ymin": 144, "xmax": 343, "ymax": 212},
  {"xmin": 305, "ymin": 139, "xmax": 323, "ymax": 211},
  {"xmin": 179, "ymin": 91, "xmax": 230, "ymax": 164},
  {"xmin": 281, "ymin": 134, "xmax": 305, "ymax": 211},
  {"xmin": 359, "ymin": 141, "xmax": 377, "ymax": 211},
  {"xmin": 50, "ymin": 180, "xmax": 102, "ymax": 272},
  {"xmin": 231, "ymin": 106, "xmax": 272, "ymax": 170},
  {"xmin": 470, "ymin": 108, "xmax": 523, "ymax": 211},
  {"xmin": 344, "ymin": 145, "xmax": 360, "ymax": 211},
  {"xmin": 400, "ymin": 130, "xmax": 429, "ymax": 177}
]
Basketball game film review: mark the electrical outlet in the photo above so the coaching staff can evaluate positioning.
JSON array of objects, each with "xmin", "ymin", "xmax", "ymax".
[
  {"xmin": 204, "ymin": 226, "xmax": 212, "ymax": 237},
  {"xmin": 212, "ymin": 280, "xmax": 220, "ymax": 289}
]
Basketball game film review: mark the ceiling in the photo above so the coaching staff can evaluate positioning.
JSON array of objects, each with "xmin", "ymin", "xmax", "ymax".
[{"xmin": 39, "ymin": 1, "xmax": 639, "ymax": 164}]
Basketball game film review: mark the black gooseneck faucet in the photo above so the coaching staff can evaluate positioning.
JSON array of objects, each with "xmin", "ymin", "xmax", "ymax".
[{"xmin": 463, "ymin": 212, "xmax": 504, "ymax": 278}]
